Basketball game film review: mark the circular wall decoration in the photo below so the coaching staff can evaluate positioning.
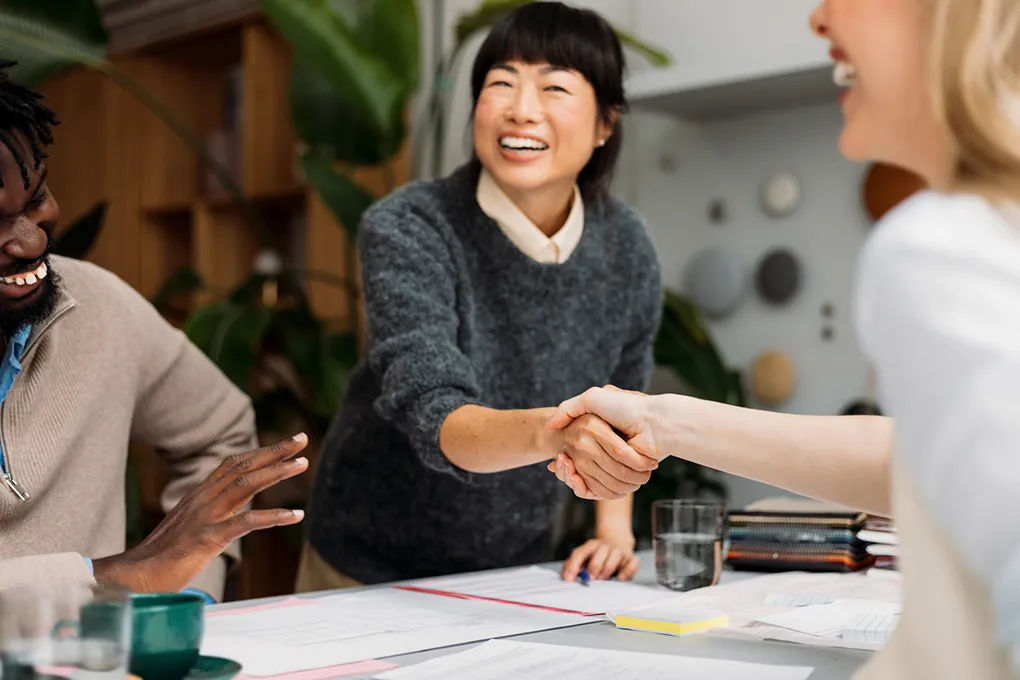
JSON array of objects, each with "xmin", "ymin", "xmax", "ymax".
[
  {"xmin": 750, "ymin": 351, "xmax": 797, "ymax": 405},
  {"xmin": 862, "ymin": 163, "xmax": 926, "ymax": 223},
  {"xmin": 760, "ymin": 171, "xmax": 802, "ymax": 217},
  {"xmin": 684, "ymin": 247, "xmax": 747, "ymax": 320},
  {"xmin": 755, "ymin": 248, "xmax": 802, "ymax": 305}
]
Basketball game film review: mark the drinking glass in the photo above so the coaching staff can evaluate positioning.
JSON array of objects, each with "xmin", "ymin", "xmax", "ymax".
[
  {"xmin": 653, "ymin": 499, "xmax": 726, "ymax": 591},
  {"xmin": 0, "ymin": 582, "xmax": 131, "ymax": 679}
]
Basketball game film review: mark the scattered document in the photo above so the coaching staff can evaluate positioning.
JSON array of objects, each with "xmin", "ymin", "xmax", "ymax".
[
  {"xmin": 755, "ymin": 599, "xmax": 901, "ymax": 638},
  {"xmin": 843, "ymin": 612, "xmax": 899, "ymax": 646},
  {"xmin": 202, "ymin": 588, "xmax": 586, "ymax": 677},
  {"xmin": 619, "ymin": 571, "xmax": 901, "ymax": 651},
  {"xmin": 371, "ymin": 639, "xmax": 814, "ymax": 680},
  {"xmin": 400, "ymin": 565, "xmax": 667, "ymax": 615}
]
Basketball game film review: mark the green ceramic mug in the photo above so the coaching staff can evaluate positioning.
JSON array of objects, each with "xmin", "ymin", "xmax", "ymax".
[{"xmin": 126, "ymin": 593, "xmax": 205, "ymax": 680}]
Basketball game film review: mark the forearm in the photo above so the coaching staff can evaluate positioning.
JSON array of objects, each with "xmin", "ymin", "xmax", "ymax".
[
  {"xmin": 595, "ymin": 495, "xmax": 634, "ymax": 543},
  {"xmin": 439, "ymin": 405, "xmax": 561, "ymax": 473},
  {"xmin": 654, "ymin": 395, "xmax": 893, "ymax": 516}
]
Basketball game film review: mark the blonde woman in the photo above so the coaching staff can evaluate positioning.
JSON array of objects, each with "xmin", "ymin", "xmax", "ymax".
[{"xmin": 547, "ymin": 0, "xmax": 1020, "ymax": 678}]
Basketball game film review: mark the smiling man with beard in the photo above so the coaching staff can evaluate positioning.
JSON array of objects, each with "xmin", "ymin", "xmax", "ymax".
[{"xmin": 0, "ymin": 61, "xmax": 309, "ymax": 599}]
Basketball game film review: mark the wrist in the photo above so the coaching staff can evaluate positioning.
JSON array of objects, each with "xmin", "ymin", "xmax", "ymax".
[
  {"xmin": 595, "ymin": 523, "xmax": 636, "ymax": 550},
  {"xmin": 532, "ymin": 407, "xmax": 564, "ymax": 461},
  {"xmin": 650, "ymin": 393, "xmax": 702, "ymax": 458},
  {"xmin": 92, "ymin": 553, "xmax": 148, "ymax": 592}
]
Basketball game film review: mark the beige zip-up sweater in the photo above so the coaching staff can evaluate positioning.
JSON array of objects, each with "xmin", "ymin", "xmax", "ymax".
[{"xmin": 0, "ymin": 256, "xmax": 257, "ymax": 598}]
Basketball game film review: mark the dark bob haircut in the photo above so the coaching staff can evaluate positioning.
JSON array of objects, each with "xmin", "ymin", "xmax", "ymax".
[{"xmin": 469, "ymin": 1, "xmax": 628, "ymax": 208}]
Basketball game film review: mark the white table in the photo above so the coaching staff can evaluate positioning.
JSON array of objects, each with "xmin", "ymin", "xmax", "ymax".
[{"xmin": 212, "ymin": 551, "xmax": 871, "ymax": 679}]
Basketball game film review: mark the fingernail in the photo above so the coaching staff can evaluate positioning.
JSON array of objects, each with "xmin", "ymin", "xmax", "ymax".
[
  {"xmin": 292, "ymin": 509, "xmax": 305, "ymax": 519},
  {"xmin": 293, "ymin": 457, "xmax": 309, "ymax": 467},
  {"xmin": 292, "ymin": 433, "xmax": 308, "ymax": 444}
]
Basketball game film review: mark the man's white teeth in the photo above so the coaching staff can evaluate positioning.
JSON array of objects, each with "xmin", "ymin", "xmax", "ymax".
[
  {"xmin": 834, "ymin": 61, "xmax": 857, "ymax": 88},
  {"xmin": 3, "ymin": 261, "xmax": 47, "ymax": 286},
  {"xmin": 500, "ymin": 136, "xmax": 548, "ymax": 151}
]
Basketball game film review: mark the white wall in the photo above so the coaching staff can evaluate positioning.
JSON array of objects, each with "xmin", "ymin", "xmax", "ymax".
[
  {"xmin": 626, "ymin": 104, "xmax": 873, "ymax": 508},
  {"xmin": 417, "ymin": 0, "xmax": 870, "ymax": 509}
]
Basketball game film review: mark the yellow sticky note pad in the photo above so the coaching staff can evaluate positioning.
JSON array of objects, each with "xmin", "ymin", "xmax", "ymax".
[{"xmin": 614, "ymin": 609, "xmax": 729, "ymax": 637}]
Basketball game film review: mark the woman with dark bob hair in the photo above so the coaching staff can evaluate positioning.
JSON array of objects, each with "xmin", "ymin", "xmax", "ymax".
[{"xmin": 297, "ymin": 1, "xmax": 662, "ymax": 590}]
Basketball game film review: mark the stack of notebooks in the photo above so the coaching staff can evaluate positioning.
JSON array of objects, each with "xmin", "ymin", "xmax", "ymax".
[
  {"xmin": 725, "ymin": 498, "xmax": 876, "ymax": 573},
  {"xmin": 858, "ymin": 517, "xmax": 899, "ymax": 571}
]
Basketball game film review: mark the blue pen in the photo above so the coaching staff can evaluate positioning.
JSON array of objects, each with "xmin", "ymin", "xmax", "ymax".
[{"xmin": 577, "ymin": 569, "xmax": 590, "ymax": 587}]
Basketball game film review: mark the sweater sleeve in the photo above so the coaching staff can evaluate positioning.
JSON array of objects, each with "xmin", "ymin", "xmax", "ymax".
[
  {"xmin": 0, "ymin": 553, "xmax": 95, "ymax": 590},
  {"xmin": 854, "ymin": 193, "xmax": 1020, "ymax": 672},
  {"xmin": 359, "ymin": 205, "xmax": 483, "ymax": 477},
  {"xmin": 610, "ymin": 216, "xmax": 663, "ymax": 392},
  {"xmin": 121, "ymin": 278, "xmax": 258, "ymax": 589}
]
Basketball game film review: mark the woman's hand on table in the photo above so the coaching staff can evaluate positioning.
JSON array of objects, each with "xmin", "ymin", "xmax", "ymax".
[{"xmin": 561, "ymin": 530, "xmax": 639, "ymax": 582}]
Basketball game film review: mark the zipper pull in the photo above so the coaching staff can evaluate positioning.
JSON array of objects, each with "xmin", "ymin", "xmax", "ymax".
[{"xmin": 3, "ymin": 474, "xmax": 29, "ymax": 502}]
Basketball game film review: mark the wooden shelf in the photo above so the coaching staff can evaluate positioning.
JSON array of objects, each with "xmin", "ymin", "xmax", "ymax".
[
  {"xmin": 39, "ymin": 12, "xmax": 407, "ymax": 603},
  {"xmin": 627, "ymin": 56, "xmax": 838, "ymax": 120}
]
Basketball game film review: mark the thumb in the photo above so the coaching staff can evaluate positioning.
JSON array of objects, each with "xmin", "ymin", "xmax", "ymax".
[{"xmin": 546, "ymin": 387, "xmax": 603, "ymax": 430}]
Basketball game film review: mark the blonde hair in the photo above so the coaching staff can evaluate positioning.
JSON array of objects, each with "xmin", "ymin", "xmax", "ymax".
[{"xmin": 932, "ymin": 0, "xmax": 1020, "ymax": 197}]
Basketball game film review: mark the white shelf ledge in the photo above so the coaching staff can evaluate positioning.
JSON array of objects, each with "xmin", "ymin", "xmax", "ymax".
[{"xmin": 627, "ymin": 57, "xmax": 839, "ymax": 120}]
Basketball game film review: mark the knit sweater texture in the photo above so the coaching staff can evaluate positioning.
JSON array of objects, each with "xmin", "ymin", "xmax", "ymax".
[
  {"xmin": 307, "ymin": 164, "xmax": 663, "ymax": 583},
  {"xmin": 0, "ymin": 256, "xmax": 257, "ymax": 596}
]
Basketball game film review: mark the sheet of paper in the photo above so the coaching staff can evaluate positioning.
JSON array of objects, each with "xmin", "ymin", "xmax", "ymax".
[
  {"xmin": 236, "ymin": 659, "xmax": 398, "ymax": 680},
  {"xmin": 755, "ymin": 599, "xmax": 902, "ymax": 638},
  {"xmin": 616, "ymin": 571, "xmax": 901, "ymax": 651},
  {"xmin": 400, "ymin": 565, "xmax": 667, "ymax": 615},
  {"xmin": 843, "ymin": 612, "xmax": 899, "ymax": 646},
  {"xmin": 208, "ymin": 597, "xmax": 312, "ymax": 618},
  {"xmin": 202, "ymin": 588, "xmax": 585, "ymax": 677},
  {"xmin": 371, "ymin": 639, "xmax": 814, "ymax": 680}
]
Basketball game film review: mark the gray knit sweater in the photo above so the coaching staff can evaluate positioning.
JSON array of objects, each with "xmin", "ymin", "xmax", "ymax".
[{"xmin": 307, "ymin": 164, "xmax": 662, "ymax": 584}]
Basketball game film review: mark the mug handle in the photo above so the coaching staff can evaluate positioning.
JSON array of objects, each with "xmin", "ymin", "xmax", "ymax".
[{"xmin": 50, "ymin": 620, "xmax": 80, "ymax": 640}]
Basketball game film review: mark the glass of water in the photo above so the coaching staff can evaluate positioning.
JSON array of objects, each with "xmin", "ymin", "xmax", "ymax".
[
  {"xmin": 653, "ymin": 499, "xmax": 726, "ymax": 591},
  {"xmin": 0, "ymin": 582, "xmax": 131, "ymax": 679}
]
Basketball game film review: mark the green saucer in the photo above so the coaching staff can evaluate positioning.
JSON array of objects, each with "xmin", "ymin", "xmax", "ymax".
[{"xmin": 185, "ymin": 656, "xmax": 242, "ymax": 680}]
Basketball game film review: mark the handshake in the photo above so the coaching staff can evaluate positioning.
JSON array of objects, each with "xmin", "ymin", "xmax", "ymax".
[{"xmin": 544, "ymin": 385, "xmax": 667, "ymax": 501}]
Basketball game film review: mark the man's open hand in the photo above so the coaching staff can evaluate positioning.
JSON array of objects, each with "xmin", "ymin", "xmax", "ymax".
[{"xmin": 94, "ymin": 434, "xmax": 310, "ymax": 593}]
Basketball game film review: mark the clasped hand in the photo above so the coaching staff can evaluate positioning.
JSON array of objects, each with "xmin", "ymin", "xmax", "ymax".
[{"xmin": 547, "ymin": 386, "xmax": 664, "ymax": 500}]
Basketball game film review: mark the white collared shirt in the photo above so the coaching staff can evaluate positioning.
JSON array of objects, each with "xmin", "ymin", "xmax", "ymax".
[{"xmin": 476, "ymin": 168, "xmax": 584, "ymax": 264}]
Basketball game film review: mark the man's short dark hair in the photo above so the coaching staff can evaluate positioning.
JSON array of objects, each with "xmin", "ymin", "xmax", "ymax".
[{"xmin": 0, "ymin": 59, "xmax": 58, "ymax": 190}]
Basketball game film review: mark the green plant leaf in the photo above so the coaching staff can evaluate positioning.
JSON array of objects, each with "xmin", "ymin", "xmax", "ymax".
[
  {"xmin": 0, "ymin": 0, "xmax": 107, "ymax": 86},
  {"xmin": 290, "ymin": 57, "xmax": 404, "ymax": 166},
  {"xmin": 185, "ymin": 302, "xmax": 273, "ymax": 393},
  {"xmin": 613, "ymin": 28, "xmax": 672, "ymax": 67},
  {"xmin": 52, "ymin": 201, "xmax": 106, "ymax": 260},
  {"xmin": 259, "ymin": 0, "xmax": 404, "ymax": 136},
  {"xmin": 151, "ymin": 266, "xmax": 205, "ymax": 310},
  {"xmin": 453, "ymin": 0, "xmax": 530, "ymax": 47},
  {"xmin": 299, "ymin": 149, "xmax": 376, "ymax": 242},
  {"xmin": 358, "ymin": 0, "xmax": 420, "ymax": 95}
]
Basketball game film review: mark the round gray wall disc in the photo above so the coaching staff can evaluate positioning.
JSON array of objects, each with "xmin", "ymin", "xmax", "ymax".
[
  {"xmin": 755, "ymin": 248, "xmax": 802, "ymax": 305},
  {"xmin": 684, "ymin": 247, "xmax": 747, "ymax": 319}
]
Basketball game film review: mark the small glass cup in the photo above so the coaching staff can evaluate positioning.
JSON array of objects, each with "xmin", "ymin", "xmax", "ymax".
[
  {"xmin": 652, "ymin": 499, "xmax": 726, "ymax": 591},
  {"xmin": 0, "ymin": 582, "xmax": 131, "ymax": 679}
]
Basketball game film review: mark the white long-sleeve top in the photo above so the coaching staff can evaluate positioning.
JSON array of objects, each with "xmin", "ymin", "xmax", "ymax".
[{"xmin": 854, "ymin": 190, "xmax": 1020, "ymax": 679}]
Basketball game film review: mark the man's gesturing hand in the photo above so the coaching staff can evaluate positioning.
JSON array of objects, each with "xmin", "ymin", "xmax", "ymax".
[{"xmin": 94, "ymin": 434, "xmax": 310, "ymax": 593}]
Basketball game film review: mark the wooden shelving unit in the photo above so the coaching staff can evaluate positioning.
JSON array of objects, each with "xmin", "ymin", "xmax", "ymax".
[{"xmin": 38, "ymin": 13, "xmax": 408, "ymax": 600}]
